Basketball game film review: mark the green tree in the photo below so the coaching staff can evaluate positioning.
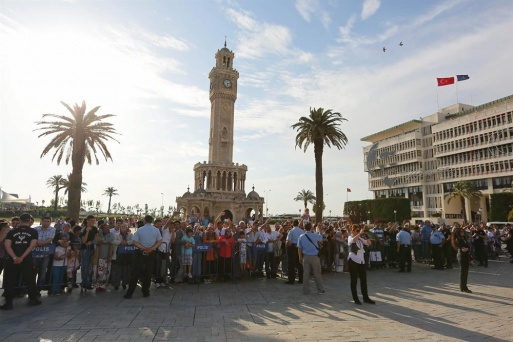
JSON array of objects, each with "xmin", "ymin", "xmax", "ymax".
[
  {"xmin": 446, "ymin": 181, "xmax": 481, "ymax": 223},
  {"xmin": 36, "ymin": 101, "xmax": 119, "ymax": 220},
  {"xmin": 46, "ymin": 175, "xmax": 64, "ymax": 211},
  {"xmin": 293, "ymin": 189, "xmax": 316, "ymax": 209},
  {"xmin": 103, "ymin": 187, "xmax": 119, "ymax": 214},
  {"xmin": 60, "ymin": 175, "xmax": 87, "ymax": 195},
  {"xmin": 292, "ymin": 107, "xmax": 348, "ymax": 222}
]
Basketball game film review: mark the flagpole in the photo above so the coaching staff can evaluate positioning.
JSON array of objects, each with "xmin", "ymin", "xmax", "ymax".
[
  {"xmin": 455, "ymin": 76, "xmax": 459, "ymax": 103},
  {"xmin": 436, "ymin": 86, "xmax": 440, "ymax": 110}
]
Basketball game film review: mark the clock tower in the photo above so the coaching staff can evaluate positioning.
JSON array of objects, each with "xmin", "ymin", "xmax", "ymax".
[
  {"xmin": 208, "ymin": 42, "xmax": 239, "ymax": 164},
  {"xmin": 175, "ymin": 42, "xmax": 264, "ymax": 223}
]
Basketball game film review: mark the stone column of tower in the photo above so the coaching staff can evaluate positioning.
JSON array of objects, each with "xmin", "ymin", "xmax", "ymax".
[{"xmin": 208, "ymin": 45, "xmax": 239, "ymax": 165}]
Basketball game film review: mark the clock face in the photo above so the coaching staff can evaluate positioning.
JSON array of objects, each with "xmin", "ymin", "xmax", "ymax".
[{"xmin": 223, "ymin": 79, "xmax": 232, "ymax": 88}]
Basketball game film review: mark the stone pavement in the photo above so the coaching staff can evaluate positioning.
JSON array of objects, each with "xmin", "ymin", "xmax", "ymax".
[{"xmin": 1, "ymin": 258, "xmax": 512, "ymax": 342}]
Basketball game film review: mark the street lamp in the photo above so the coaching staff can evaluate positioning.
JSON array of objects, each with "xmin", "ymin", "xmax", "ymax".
[
  {"xmin": 367, "ymin": 211, "xmax": 371, "ymax": 223},
  {"xmin": 394, "ymin": 210, "xmax": 397, "ymax": 223},
  {"xmin": 478, "ymin": 208, "xmax": 483, "ymax": 223},
  {"xmin": 161, "ymin": 193, "xmax": 164, "ymax": 218},
  {"xmin": 264, "ymin": 189, "xmax": 271, "ymax": 218}
]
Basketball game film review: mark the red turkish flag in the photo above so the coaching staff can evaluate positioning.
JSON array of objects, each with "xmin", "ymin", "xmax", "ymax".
[
  {"xmin": 347, "ymin": 188, "xmax": 352, "ymax": 192},
  {"xmin": 437, "ymin": 77, "xmax": 455, "ymax": 87}
]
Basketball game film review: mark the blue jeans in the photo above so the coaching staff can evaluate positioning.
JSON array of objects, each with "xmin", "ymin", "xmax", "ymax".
[
  {"xmin": 80, "ymin": 249, "xmax": 93, "ymax": 288},
  {"xmin": 51, "ymin": 265, "xmax": 66, "ymax": 294},
  {"xmin": 33, "ymin": 255, "xmax": 50, "ymax": 288},
  {"xmin": 421, "ymin": 240, "xmax": 431, "ymax": 261}
]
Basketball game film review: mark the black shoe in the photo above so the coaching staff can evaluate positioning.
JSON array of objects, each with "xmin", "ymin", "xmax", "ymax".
[
  {"xmin": 446, "ymin": 266, "xmax": 453, "ymax": 269},
  {"xmin": 27, "ymin": 299, "xmax": 42, "ymax": 306},
  {"xmin": 284, "ymin": 281, "xmax": 294, "ymax": 285},
  {"xmin": 461, "ymin": 289, "xmax": 472, "ymax": 293},
  {"xmin": 143, "ymin": 293, "xmax": 150, "ymax": 298},
  {"xmin": 0, "ymin": 303, "xmax": 13, "ymax": 310},
  {"xmin": 363, "ymin": 298, "xmax": 376, "ymax": 304},
  {"xmin": 354, "ymin": 299, "xmax": 362, "ymax": 305},
  {"xmin": 124, "ymin": 293, "xmax": 132, "ymax": 299},
  {"xmin": 398, "ymin": 270, "xmax": 405, "ymax": 273},
  {"xmin": 407, "ymin": 270, "xmax": 411, "ymax": 272},
  {"xmin": 298, "ymin": 281, "xmax": 303, "ymax": 284}
]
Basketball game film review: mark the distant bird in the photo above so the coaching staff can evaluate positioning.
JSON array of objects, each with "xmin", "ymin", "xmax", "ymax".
[
  {"xmin": 383, "ymin": 47, "xmax": 386, "ymax": 53},
  {"xmin": 399, "ymin": 41, "xmax": 404, "ymax": 46}
]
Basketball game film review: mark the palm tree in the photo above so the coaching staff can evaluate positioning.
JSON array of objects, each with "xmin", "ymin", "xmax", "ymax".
[
  {"xmin": 294, "ymin": 189, "xmax": 316, "ymax": 209},
  {"xmin": 103, "ymin": 187, "xmax": 119, "ymax": 214},
  {"xmin": 446, "ymin": 181, "xmax": 481, "ymax": 223},
  {"xmin": 46, "ymin": 175, "xmax": 64, "ymax": 211},
  {"xmin": 292, "ymin": 107, "xmax": 348, "ymax": 222},
  {"xmin": 60, "ymin": 175, "xmax": 87, "ymax": 195},
  {"xmin": 35, "ymin": 101, "xmax": 119, "ymax": 220}
]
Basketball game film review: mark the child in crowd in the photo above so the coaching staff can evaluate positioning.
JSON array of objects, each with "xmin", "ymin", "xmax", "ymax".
[
  {"xmin": 182, "ymin": 227, "xmax": 195, "ymax": 279},
  {"xmin": 238, "ymin": 231, "xmax": 247, "ymax": 274},
  {"xmin": 66, "ymin": 227, "xmax": 81, "ymax": 293},
  {"xmin": 93, "ymin": 223, "xmax": 114, "ymax": 292},
  {"xmin": 51, "ymin": 234, "xmax": 70, "ymax": 295}
]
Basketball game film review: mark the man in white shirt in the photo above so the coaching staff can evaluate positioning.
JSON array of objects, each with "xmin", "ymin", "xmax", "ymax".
[
  {"xmin": 34, "ymin": 216, "xmax": 56, "ymax": 292},
  {"xmin": 264, "ymin": 225, "xmax": 282, "ymax": 278}
]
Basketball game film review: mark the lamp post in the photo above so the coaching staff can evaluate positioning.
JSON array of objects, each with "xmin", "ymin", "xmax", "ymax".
[
  {"xmin": 264, "ymin": 189, "xmax": 271, "ymax": 218},
  {"xmin": 478, "ymin": 208, "xmax": 482, "ymax": 224},
  {"xmin": 394, "ymin": 210, "xmax": 397, "ymax": 223},
  {"xmin": 367, "ymin": 211, "xmax": 371, "ymax": 224},
  {"xmin": 161, "ymin": 193, "xmax": 164, "ymax": 218}
]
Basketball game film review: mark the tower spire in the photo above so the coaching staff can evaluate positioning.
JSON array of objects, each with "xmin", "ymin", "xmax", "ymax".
[{"xmin": 224, "ymin": 36, "xmax": 227, "ymax": 48}]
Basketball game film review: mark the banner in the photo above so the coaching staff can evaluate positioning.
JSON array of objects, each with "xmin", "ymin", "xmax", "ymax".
[
  {"xmin": 118, "ymin": 245, "xmax": 137, "ymax": 254},
  {"xmin": 193, "ymin": 242, "xmax": 212, "ymax": 252},
  {"xmin": 32, "ymin": 244, "xmax": 56, "ymax": 257}
]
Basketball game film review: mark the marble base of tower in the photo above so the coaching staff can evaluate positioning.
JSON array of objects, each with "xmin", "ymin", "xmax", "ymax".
[{"xmin": 176, "ymin": 161, "xmax": 264, "ymax": 223}]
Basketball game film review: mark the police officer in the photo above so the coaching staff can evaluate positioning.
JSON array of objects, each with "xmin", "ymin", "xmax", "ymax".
[
  {"xmin": 396, "ymin": 226, "xmax": 412, "ymax": 272},
  {"xmin": 430, "ymin": 225, "xmax": 445, "ymax": 270},
  {"xmin": 124, "ymin": 215, "xmax": 162, "ymax": 299},
  {"xmin": 1, "ymin": 213, "xmax": 41, "ymax": 310},
  {"xmin": 285, "ymin": 220, "xmax": 304, "ymax": 285}
]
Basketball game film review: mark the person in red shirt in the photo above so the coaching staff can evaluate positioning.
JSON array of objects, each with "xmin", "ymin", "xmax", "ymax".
[{"xmin": 218, "ymin": 229, "xmax": 234, "ymax": 281}]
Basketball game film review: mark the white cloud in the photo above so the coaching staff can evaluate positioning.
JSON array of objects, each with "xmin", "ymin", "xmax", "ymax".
[
  {"xmin": 294, "ymin": 0, "xmax": 331, "ymax": 29},
  {"xmin": 361, "ymin": 0, "xmax": 381, "ymax": 21},
  {"xmin": 338, "ymin": 15, "xmax": 356, "ymax": 43},
  {"xmin": 412, "ymin": 0, "xmax": 463, "ymax": 27},
  {"xmin": 226, "ymin": 8, "xmax": 293, "ymax": 59}
]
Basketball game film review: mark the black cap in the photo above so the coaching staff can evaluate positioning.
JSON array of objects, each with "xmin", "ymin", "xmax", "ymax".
[{"xmin": 19, "ymin": 213, "xmax": 33, "ymax": 222}]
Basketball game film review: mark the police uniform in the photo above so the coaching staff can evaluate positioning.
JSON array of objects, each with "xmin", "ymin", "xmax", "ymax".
[
  {"xmin": 1, "ymin": 215, "xmax": 41, "ymax": 310},
  {"xmin": 430, "ymin": 229, "xmax": 445, "ymax": 270},
  {"xmin": 285, "ymin": 225, "xmax": 304, "ymax": 284},
  {"xmin": 125, "ymin": 222, "xmax": 162, "ymax": 298},
  {"xmin": 396, "ymin": 228, "xmax": 412, "ymax": 272}
]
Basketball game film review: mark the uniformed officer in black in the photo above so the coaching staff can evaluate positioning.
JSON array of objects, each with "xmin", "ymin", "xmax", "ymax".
[{"xmin": 1, "ymin": 213, "xmax": 42, "ymax": 310}]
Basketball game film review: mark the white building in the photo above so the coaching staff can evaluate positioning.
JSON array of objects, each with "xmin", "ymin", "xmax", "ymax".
[{"xmin": 362, "ymin": 94, "xmax": 513, "ymax": 224}]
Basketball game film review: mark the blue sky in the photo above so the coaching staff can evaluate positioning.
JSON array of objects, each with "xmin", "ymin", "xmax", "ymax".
[{"xmin": 1, "ymin": 0, "xmax": 513, "ymax": 217}]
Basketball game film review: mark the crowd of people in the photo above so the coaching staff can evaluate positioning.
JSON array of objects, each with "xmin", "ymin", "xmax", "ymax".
[{"xmin": 1, "ymin": 210, "xmax": 512, "ymax": 309}]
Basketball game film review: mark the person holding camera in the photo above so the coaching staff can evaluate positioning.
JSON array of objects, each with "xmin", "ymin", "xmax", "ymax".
[
  {"xmin": 298, "ymin": 222, "xmax": 325, "ymax": 294},
  {"xmin": 347, "ymin": 225, "xmax": 375, "ymax": 305}
]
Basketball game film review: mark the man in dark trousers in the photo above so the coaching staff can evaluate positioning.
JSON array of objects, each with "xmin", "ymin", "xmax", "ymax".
[
  {"xmin": 124, "ymin": 215, "xmax": 162, "ymax": 299},
  {"xmin": 285, "ymin": 220, "xmax": 304, "ymax": 285},
  {"xmin": 1, "ymin": 213, "xmax": 42, "ymax": 310}
]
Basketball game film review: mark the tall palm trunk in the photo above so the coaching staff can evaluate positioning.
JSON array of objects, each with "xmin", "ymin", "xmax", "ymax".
[
  {"xmin": 68, "ymin": 132, "xmax": 85, "ymax": 220},
  {"xmin": 108, "ymin": 195, "xmax": 112, "ymax": 214},
  {"xmin": 53, "ymin": 185, "xmax": 59, "ymax": 211},
  {"xmin": 314, "ymin": 140, "xmax": 324, "ymax": 223}
]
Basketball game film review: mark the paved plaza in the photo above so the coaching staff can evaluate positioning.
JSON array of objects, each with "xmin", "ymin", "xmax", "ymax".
[{"xmin": 0, "ymin": 258, "xmax": 512, "ymax": 342}]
